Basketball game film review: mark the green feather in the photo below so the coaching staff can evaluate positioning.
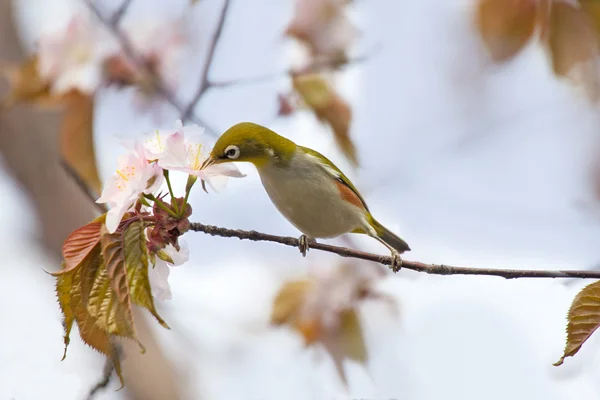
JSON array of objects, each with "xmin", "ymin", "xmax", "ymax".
[{"xmin": 298, "ymin": 146, "xmax": 369, "ymax": 212}]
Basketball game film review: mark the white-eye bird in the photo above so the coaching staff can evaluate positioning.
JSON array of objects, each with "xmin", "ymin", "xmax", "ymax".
[{"xmin": 202, "ymin": 122, "xmax": 410, "ymax": 270}]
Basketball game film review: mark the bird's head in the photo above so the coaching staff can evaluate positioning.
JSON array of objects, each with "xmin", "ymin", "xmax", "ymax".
[{"xmin": 202, "ymin": 122, "xmax": 297, "ymax": 169}]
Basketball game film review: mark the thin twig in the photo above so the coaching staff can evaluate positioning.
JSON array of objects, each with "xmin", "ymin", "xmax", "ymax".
[
  {"xmin": 208, "ymin": 50, "xmax": 376, "ymax": 88},
  {"xmin": 182, "ymin": 0, "xmax": 232, "ymax": 120},
  {"xmin": 110, "ymin": 0, "xmax": 133, "ymax": 25},
  {"xmin": 60, "ymin": 159, "xmax": 107, "ymax": 213},
  {"xmin": 189, "ymin": 222, "xmax": 600, "ymax": 279},
  {"xmin": 86, "ymin": 358, "xmax": 114, "ymax": 400},
  {"xmin": 84, "ymin": 0, "xmax": 219, "ymax": 135}
]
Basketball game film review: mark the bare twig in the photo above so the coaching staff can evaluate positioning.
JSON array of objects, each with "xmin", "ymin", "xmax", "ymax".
[
  {"xmin": 208, "ymin": 50, "xmax": 376, "ymax": 88},
  {"xmin": 86, "ymin": 357, "xmax": 115, "ymax": 400},
  {"xmin": 189, "ymin": 222, "xmax": 600, "ymax": 279},
  {"xmin": 110, "ymin": 0, "xmax": 134, "ymax": 25},
  {"xmin": 182, "ymin": 0, "xmax": 232, "ymax": 120},
  {"xmin": 84, "ymin": 0, "xmax": 219, "ymax": 135},
  {"xmin": 60, "ymin": 159, "xmax": 107, "ymax": 213}
]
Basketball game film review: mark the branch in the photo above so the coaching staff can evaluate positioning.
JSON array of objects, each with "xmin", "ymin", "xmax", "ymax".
[
  {"xmin": 110, "ymin": 0, "xmax": 133, "ymax": 25},
  {"xmin": 182, "ymin": 0, "xmax": 232, "ymax": 120},
  {"xmin": 60, "ymin": 159, "xmax": 107, "ymax": 213},
  {"xmin": 208, "ymin": 49, "xmax": 377, "ymax": 89},
  {"xmin": 84, "ymin": 0, "xmax": 219, "ymax": 135},
  {"xmin": 189, "ymin": 222, "xmax": 600, "ymax": 279}
]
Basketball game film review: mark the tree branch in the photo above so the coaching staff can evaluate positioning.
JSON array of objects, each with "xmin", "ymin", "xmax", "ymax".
[
  {"xmin": 189, "ymin": 222, "xmax": 600, "ymax": 279},
  {"xmin": 182, "ymin": 0, "xmax": 232, "ymax": 120},
  {"xmin": 208, "ymin": 50, "xmax": 376, "ymax": 89},
  {"xmin": 110, "ymin": 0, "xmax": 133, "ymax": 26},
  {"xmin": 83, "ymin": 0, "xmax": 219, "ymax": 135},
  {"xmin": 60, "ymin": 159, "xmax": 107, "ymax": 213}
]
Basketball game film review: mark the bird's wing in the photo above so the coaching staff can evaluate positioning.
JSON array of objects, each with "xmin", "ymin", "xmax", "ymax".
[{"xmin": 299, "ymin": 146, "xmax": 369, "ymax": 212}]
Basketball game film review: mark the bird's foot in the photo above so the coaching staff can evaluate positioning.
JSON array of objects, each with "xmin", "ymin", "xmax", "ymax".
[
  {"xmin": 298, "ymin": 234, "xmax": 313, "ymax": 257},
  {"xmin": 389, "ymin": 251, "xmax": 403, "ymax": 273}
]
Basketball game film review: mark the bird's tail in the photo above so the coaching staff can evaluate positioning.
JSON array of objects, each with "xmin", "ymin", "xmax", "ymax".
[{"xmin": 369, "ymin": 218, "xmax": 411, "ymax": 254}]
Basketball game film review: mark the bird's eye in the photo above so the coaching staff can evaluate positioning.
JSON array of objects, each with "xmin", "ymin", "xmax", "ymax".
[{"xmin": 224, "ymin": 145, "xmax": 240, "ymax": 159}]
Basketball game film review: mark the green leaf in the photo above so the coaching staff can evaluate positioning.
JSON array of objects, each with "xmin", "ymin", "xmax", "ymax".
[
  {"xmin": 555, "ymin": 280, "xmax": 600, "ymax": 366},
  {"xmin": 69, "ymin": 266, "xmax": 124, "ymax": 386},
  {"xmin": 100, "ymin": 224, "xmax": 137, "ymax": 341},
  {"xmin": 124, "ymin": 221, "xmax": 169, "ymax": 328}
]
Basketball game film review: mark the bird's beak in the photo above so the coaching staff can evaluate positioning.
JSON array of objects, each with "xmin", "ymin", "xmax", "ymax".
[{"xmin": 200, "ymin": 154, "xmax": 216, "ymax": 170}]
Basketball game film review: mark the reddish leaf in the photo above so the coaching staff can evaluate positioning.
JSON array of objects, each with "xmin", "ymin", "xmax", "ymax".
[{"xmin": 58, "ymin": 214, "xmax": 106, "ymax": 274}]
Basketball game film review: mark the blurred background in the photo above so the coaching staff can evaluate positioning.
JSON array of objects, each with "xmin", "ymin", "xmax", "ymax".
[{"xmin": 3, "ymin": 0, "xmax": 600, "ymax": 399}]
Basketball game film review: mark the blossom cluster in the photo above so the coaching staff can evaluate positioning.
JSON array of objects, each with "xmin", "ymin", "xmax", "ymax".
[
  {"xmin": 37, "ymin": 9, "xmax": 186, "ymax": 102},
  {"xmin": 97, "ymin": 120, "xmax": 244, "ymax": 300}
]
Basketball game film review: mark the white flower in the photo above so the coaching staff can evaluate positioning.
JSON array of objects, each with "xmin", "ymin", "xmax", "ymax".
[
  {"xmin": 148, "ymin": 241, "xmax": 189, "ymax": 301},
  {"xmin": 37, "ymin": 12, "xmax": 118, "ymax": 95},
  {"xmin": 96, "ymin": 144, "xmax": 164, "ymax": 233},
  {"xmin": 143, "ymin": 120, "xmax": 245, "ymax": 191}
]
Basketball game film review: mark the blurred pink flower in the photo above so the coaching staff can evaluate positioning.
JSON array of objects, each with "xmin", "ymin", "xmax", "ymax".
[
  {"xmin": 149, "ymin": 241, "xmax": 189, "ymax": 301},
  {"xmin": 37, "ymin": 12, "xmax": 117, "ymax": 95},
  {"xmin": 96, "ymin": 144, "xmax": 164, "ymax": 233},
  {"xmin": 108, "ymin": 18, "xmax": 188, "ymax": 119}
]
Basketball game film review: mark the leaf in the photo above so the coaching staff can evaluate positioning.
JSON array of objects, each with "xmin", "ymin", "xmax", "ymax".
[
  {"xmin": 0, "ymin": 56, "xmax": 57, "ymax": 107},
  {"xmin": 322, "ymin": 308, "xmax": 367, "ymax": 385},
  {"xmin": 86, "ymin": 255, "xmax": 137, "ymax": 341},
  {"xmin": 55, "ymin": 215, "xmax": 177, "ymax": 388},
  {"xmin": 547, "ymin": 2, "xmax": 599, "ymax": 78},
  {"xmin": 270, "ymin": 276, "xmax": 368, "ymax": 385},
  {"xmin": 271, "ymin": 279, "xmax": 313, "ymax": 326},
  {"xmin": 338, "ymin": 309, "xmax": 366, "ymax": 363},
  {"xmin": 60, "ymin": 91, "xmax": 103, "ymax": 195},
  {"xmin": 70, "ymin": 266, "xmax": 124, "ymax": 386},
  {"xmin": 59, "ymin": 214, "xmax": 106, "ymax": 274},
  {"xmin": 476, "ymin": 0, "xmax": 537, "ymax": 63},
  {"xmin": 580, "ymin": 0, "xmax": 600, "ymax": 37},
  {"xmin": 55, "ymin": 265, "xmax": 75, "ymax": 361},
  {"xmin": 124, "ymin": 220, "xmax": 169, "ymax": 328},
  {"xmin": 555, "ymin": 280, "xmax": 600, "ymax": 366},
  {"xmin": 99, "ymin": 224, "xmax": 138, "ymax": 342},
  {"xmin": 292, "ymin": 74, "xmax": 356, "ymax": 165}
]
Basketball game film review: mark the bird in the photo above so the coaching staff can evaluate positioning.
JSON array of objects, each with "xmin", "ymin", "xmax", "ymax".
[{"xmin": 201, "ymin": 122, "xmax": 410, "ymax": 271}]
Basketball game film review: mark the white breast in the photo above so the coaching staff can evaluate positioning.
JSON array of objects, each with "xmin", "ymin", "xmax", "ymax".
[{"xmin": 258, "ymin": 150, "xmax": 367, "ymax": 238}]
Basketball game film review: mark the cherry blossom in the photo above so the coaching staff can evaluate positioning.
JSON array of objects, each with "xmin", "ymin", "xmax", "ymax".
[
  {"xmin": 96, "ymin": 144, "xmax": 164, "ymax": 233},
  {"xmin": 148, "ymin": 241, "xmax": 190, "ymax": 301},
  {"xmin": 147, "ymin": 121, "xmax": 245, "ymax": 190},
  {"xmin": 37, "ymin": 12, "xmax": 117, "ymax": 95}
]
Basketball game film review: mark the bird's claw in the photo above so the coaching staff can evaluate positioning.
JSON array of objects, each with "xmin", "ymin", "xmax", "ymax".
[
  {"xmin": 389, "ymin": 251, "xmax": 403, "ymax": 273},
  {"xmin": 298, "ymin": 235, "xmax": 311, "ymax": 257}
]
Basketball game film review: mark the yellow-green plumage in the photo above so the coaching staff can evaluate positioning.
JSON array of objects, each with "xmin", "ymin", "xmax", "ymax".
[{"xmin": 206, "ymin": 122, "xmax": 410, "ymax": 256}]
